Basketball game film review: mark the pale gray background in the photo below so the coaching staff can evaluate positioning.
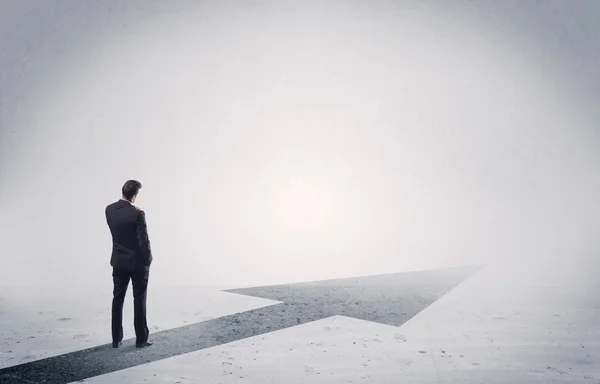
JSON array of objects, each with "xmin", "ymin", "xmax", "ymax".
[{"xmin": 0, "ymin": 0, "xmax": 599, "ymax": 289}]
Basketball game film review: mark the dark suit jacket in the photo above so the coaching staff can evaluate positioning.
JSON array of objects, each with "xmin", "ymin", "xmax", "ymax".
[{"xmin": 105, "ymin": 199, "xmax": 153, "ymax": 270}]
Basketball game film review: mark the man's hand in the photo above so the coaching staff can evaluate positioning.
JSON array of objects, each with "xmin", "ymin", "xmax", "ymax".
[{"xmin": 135, "ymin": 206, "xmax": 143, "ymax": 211}]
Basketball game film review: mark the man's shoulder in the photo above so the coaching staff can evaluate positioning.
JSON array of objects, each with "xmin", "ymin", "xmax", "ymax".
[
  {"xmin": 105, "ymin": 200, "xmax": 132, "ymax": 214},
  {"xmin": 105, "ymin": 201, "xmax": 119, "ymax": 210}
]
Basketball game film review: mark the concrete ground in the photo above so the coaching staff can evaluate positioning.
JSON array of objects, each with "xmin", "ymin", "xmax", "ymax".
[{"xmin": 0, "ymin": 263, "xmax": 598, "ymax": 383}]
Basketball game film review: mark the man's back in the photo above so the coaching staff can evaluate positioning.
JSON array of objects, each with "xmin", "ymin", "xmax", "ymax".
[
  {"xmin": 105, "ymin": 200, "xmax": 152, "ymax": 270},
  {"xmin": 107, "ymin": 180, "xmax": 153, "ymax": 349}
]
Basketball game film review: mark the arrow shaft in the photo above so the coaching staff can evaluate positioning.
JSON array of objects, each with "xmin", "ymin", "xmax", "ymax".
[{"xmin": 0, "ymin": 302, "xmax": 329, "ymax": 384}]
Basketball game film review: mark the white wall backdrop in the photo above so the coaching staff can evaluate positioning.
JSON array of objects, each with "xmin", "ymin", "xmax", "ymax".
[{"xmin": 1, "ymin": 0, "xmax": 599, "ymax": 289}]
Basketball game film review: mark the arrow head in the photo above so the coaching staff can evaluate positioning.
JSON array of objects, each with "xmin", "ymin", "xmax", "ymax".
[{"xmin": 226, "ymin": 265, "xmax": 483, "ymax": 327}]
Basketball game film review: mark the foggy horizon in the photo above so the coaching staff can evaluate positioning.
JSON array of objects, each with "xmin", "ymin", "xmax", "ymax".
[{"xmin": 1, "ymin": 0, "xmax": 599, "ymax": 290}]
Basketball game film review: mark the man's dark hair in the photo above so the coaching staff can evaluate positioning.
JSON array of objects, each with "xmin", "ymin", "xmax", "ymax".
[{"xmin": 122, "ymin": 180, "xmax": 142, "ymax": 200}]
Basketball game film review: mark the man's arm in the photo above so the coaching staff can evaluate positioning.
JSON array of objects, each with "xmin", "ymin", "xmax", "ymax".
[{"xmin": 136, "ymin": 209, "xmax": 153, "ymax": 266}]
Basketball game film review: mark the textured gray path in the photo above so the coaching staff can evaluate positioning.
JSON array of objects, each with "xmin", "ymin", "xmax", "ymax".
[{"xmin": 0, "ymin": 265, "xmax": 480, "ymax": 384}]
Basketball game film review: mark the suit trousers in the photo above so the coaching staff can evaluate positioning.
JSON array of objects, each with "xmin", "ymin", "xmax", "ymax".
[{"xmin": 111, "ymin": 266, "xmax": 150, "ymax": 344}]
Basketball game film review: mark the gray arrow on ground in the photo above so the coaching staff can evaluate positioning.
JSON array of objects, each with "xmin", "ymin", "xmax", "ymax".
[{"xmin": 0, "ymin": 265, "xmax": 481, "ymax": 384}]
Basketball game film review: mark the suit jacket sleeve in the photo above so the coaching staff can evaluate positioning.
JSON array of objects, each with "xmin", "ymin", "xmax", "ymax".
[{"xmin": 136, "ymin": 210, "xmax": 153, "ymax": 266}]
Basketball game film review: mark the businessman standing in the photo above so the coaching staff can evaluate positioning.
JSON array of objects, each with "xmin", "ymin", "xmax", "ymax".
[{"xmin": 105, "ymin": 180, "xmax": 153, "ymax": 348}]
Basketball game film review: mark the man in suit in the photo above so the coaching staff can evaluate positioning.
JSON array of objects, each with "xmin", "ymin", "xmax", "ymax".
[{"xmin": 105, "ymin": 180, "xmax": 154, "ymax": 348}]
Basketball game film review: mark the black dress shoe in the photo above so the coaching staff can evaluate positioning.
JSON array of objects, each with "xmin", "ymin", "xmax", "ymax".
[
  {"xmin": 112, "ymin": 341, "xmax": 122, "ymax": 348},
  {"xmin": 135, "ymin": 340, "xmax": 153, "ymax": 348}
]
